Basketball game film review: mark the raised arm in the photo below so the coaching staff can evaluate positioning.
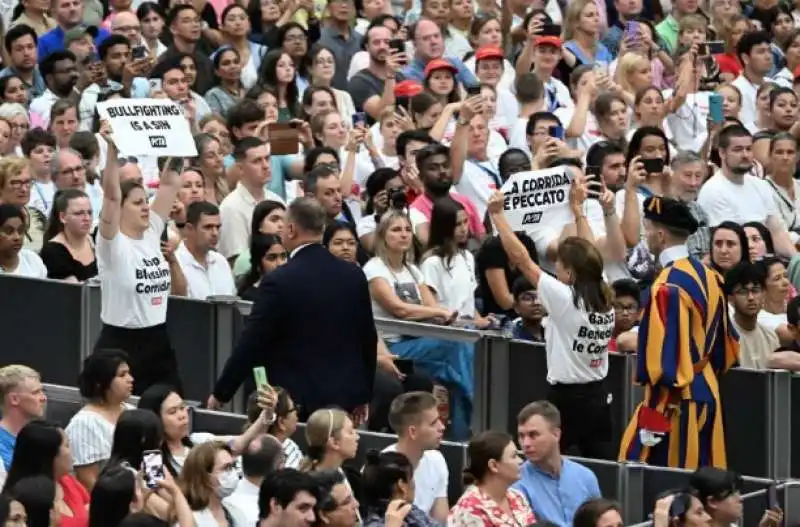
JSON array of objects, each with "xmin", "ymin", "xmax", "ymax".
[
  {"xmin": 151, "ymin": 158, "xmax": 184, "ymax": 221},
  {"xmin": 486, "ymin": 191, "xmax": 542, "ymax": 285},
  {"xmin": 99, "ymin": 137, "xmax": 121, "ymax": 241}
]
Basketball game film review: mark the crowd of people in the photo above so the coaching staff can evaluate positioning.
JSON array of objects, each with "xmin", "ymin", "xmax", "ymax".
[
  {"xmin": 0, "ymin": 0, "xmax": 800, "ymax": 521},
  {"xmin": 0, "ymin": 363, "xmax": 787, "ymax": 527}
]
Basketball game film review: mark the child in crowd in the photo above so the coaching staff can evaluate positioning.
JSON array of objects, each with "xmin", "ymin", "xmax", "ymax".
[
  {"xmin": 509, "ymin": 276, "xmax": 547, "ymax": 343},
  {"xmin": 610, "ymin": 279, "xmax": 641, "ymax": 352}
]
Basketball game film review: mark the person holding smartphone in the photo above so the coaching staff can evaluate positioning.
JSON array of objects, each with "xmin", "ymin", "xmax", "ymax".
[{"xmin": 487, "ymin": 188, "xmax": 616, "ymax": 459}]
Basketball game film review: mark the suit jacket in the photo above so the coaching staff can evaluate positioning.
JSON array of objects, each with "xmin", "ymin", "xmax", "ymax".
[{"xmin": 213, "ymin": 243, "xmax": 378, "ymax": 414}]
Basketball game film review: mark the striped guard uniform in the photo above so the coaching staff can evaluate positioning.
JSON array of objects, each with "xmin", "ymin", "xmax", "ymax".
[{"xmin": 618, "ymin": 253, "xmax": 740, "ymax": 469}]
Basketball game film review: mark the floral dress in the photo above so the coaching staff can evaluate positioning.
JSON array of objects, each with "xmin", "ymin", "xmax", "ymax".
[{"xmin": 448, "ymin": 485, "xmax": 536, "ymax": 527}]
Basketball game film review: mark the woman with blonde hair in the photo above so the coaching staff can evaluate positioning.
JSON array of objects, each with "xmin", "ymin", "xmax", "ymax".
[
  {"xmin": 301, "ymin": 408, "xmax": 359, "ymax": 474},
  {"xmin": 364, "ymin": 210, "xmax": 475, "ymax": 440},
  {"xmin": 179, "ymin": 441, "xmax": 241, "ymax": 526},
  {"xmin": 715, "ymin": 14, "xmax": 750, "ymax": 80},
  {"xmin": 615, "ymin": 54, "xmax": 653, "ymax": 101},
  {"xmin": 0, "ymin": 157, "xmax": 45, "ymax": 251},
  {"xmin": 193, "ymin": 133, "xmax": 229, "ymax": 205},
  {"xmin": 0, "ymin": 103, "xmax": 28, "ymax": 156},
  {"xmin": 561, "ymin": 0, "xmax": 612, "ymax": 71}
]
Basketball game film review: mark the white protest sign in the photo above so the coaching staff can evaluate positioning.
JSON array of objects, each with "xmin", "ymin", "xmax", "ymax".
[
  {"xmin": 499, "ymin": 166, "xmax": 573, "ymax": 232},
  {"xmin": 97, "ymin": 98, "xmax": 198, "ymax": 157}
]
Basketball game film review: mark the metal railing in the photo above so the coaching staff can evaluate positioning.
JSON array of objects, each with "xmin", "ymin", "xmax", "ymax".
[{"xmin": 1, "ymin": 274, "xmax": 795, "ymax": 482}]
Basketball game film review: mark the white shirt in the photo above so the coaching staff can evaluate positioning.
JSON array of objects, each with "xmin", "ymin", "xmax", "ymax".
[
  {"xmin": 455, "ymin": 157, "xmax": 501, "ymax": 220},
  {"xmin": 175, "ymin": 242, "xmax": 236, "ymax": 300},
  {"xmin": 218, "ymin": 185, "xmax": 285, "ymax": 259},
  {"xmin": 697, "ymin": 171, "xmax": 783, "ymax": 227},
  {"xmin": 224, "ymin": 478, "xmax": 259, "ymax": 527},
  {"xmin": 1, "ymin": 249, "xmax": 47, "ymax": 278},
  {"xmin": 383, "ymin": 444, "xmax": 448, "ymax": 515},
  {"xmin": 764, "ymin": 177, "xmax": 800, "ymax": 240},
  {"xmin": 421, "ymin": 251, "xmax": 477, "ymax": 317},
  {"xmin": 757, "ymin": 310, "xmax": 788, "ymax": 333},
  {"xmin": 65, "ymin": 408, "xmax": 115, "ymax": 467},
  {"xmin": 663, "ymin": 90, "xmax": 710, "ymax": 153},
  {"xmin": 732, "ymin": 74, "xmax": 771, "ymax": 131},
  {"xmin": 28, "ymin": 88, "xmax": 60, "ymax": 129},
  {"xmin": 537, "ymin": 273, "xmax": 614, "ymax": 385},
  {"xmin": 96, "ymin": 213, "xmax": 171, "ymax": 328},
  {"xmin": 28, "ymin": 180, "xmax": 56, "ymax": 216},
  {"xmin": 531, "ymin": 200, "xmax": 607, "ymax": 273},
  {"xmin": 363, "ymin": 257, "xmax": 426, "ymax": 342},
  {"xmin": 464, "ymin": 56, "xmax": 516, "ymax": 93}
]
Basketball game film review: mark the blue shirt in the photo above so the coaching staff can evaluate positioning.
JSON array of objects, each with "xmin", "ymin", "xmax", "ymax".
[
  {"xmin": 402, "ymin": 56, "xmax": 478, "ymax": 86},
  {"xmin": 513, "ymin": 459, "xmax": 601, "ymax": 527},
  {"xmin": 0, "ymin": 426, "xmax": 16, "ymax": 470},
  {"xmin": 563, "ymin": 40, "xmax": 613, "ymax": 67},
  {"xmin": 38, "ymin": 25, "xmax": 111, "ymax": 60},
  {"xmin": 0, "ymin": 66, "xmax": 46, "ymax": 99}
]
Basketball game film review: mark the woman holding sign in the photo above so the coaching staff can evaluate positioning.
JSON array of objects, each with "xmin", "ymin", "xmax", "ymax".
[
  {"xmin": 487, "ymin": 184, "xmax": 616, "ymax": 459},
  {"xmin": 94, "ymin": 132, "xmax": 187, "ymax": 396}
]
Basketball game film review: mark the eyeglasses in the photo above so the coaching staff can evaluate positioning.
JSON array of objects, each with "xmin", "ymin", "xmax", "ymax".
[
  {"xmin": 8, "ymin": 178, "xmax": 31, "ymax": 188},
  {"xmin": 733, "ymin": 286, "xmax": 762, "ymax": 297},
  {"xmin": 284, "ymin": 34, "xmax": 307, "ymax": 43}
]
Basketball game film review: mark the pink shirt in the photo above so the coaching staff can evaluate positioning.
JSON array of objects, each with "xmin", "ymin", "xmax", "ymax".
[{"xmin": 410, "ymin": 191, "xmax": 486, "ymax": 238}]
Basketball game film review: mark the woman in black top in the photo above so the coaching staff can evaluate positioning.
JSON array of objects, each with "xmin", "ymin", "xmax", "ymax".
[
  {"xmin": 475, "ymin": 232, "xmax": 537, "ymax": 319},
  {"xmin": 40, "ymin": 189, "xmax": 98, "ymax": 281}
]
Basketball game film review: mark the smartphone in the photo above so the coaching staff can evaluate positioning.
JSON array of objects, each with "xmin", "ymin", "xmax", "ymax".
[
  {"xmin": 708, "ymin": 93, "xmax": 724, "ymax": 124},
  {"xmin": 624, "ymin": 21, "xmax": 639, "ymax": 39},
  {"xmin": 352, "ymin": 112, "xmax": 366, "ymax": 127},
  {"xmin": 395, "ymin": 359, "xmax": 415, "ymax": 376},
  {"xmin": 466, "ymin": 84, "xmax": 482, "ymax": 96},
  {"xmin": 389, "ymin": 38, "xmax": 405, "ymax": 54},
  {"xmin": 548, "ymin": 125, "xmax": 564, "ymax": 140},
  {"xmin": 767, "ymin": 483, "xmax": 779, "ymax": 510},
  {"xmin": 142, "ymin": 450, "xmax": 164, "ymax": 489},
  {"xmin": 706, "ymin": 40, "xmax": 725, "ymax": 55},
  {"xmin": 160, "ymin": 227, "xmax": 169, "ymax": 243},
  {"xmin": 642, "ymin": 158, "xmax": 665, "ymax": 174},
  {"xmin": 586, "ymin": 173, "xmax": 603, "ymax": 199},
  {"xmin": 540, "ymin": 23, "xmax": 561, "ymax": 37},
  {"xmin": 267, "ymin": 122, "xmax": 299, "ymax": 155},
  {"xmin": 149, "ymin": 78, "xmax": 162, "ymax": 93},
  {"xmin": 253, "ymin": 366, "xmax": 270, "ymax": 390},
  {"xmin": 132, "ymin": 45, "xmax": 148, "ymax": 60}
]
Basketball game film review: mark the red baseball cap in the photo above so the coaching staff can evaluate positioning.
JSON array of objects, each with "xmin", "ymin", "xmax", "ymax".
[
  {"xmin": 535, "ymin": 35, "xmax": 562, "ymax": 48},
  {"xmin": 793, "ymin": 65, "xmax": 800, "ymax": 80},
  {"xmin": 394, "ymin": 80, "xmax": 424, "ymax": 97},
  {"xmin": 424, "ymin": 58, "xmax": 457, "ymax": 78},
  {"xmin": 474, "ymin": 46, "xmax": 504, "ymax": 62}
]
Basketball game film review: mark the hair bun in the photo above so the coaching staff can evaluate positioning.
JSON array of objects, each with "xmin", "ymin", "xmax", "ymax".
[{"xmin": 462, "ymin": 469, "xmax": 477, "ymax": 486}]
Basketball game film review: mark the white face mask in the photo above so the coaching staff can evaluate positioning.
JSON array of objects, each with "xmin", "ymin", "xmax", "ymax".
[{"xmin": 216, "ymin": 469, "xmax": 239, "ymax": 498}]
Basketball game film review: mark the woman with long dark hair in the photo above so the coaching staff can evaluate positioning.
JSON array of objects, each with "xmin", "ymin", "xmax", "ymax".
[
  {"xmin": 573, "ymin": 498, "xmax": 624, "ymax": 527},
  {"xmin": 237, "ymin": 233, "xmax": 288, "ymax": 300},
  {"xmin": 361, "ymin": 451, "xmax": 438, "ymax": 527},
  {"xmin": 218, "ymin": 4, "xmax": 267, "ymax": 90},
  {"xmin": 6, "ymin": 420, "xmax": 89, "ymax": 526},
  {"xmin": 0, "ymin": 494, "xmax": 26, "ymax": 525},
  {"xmin": 136, "ymin": 2, "xmax": 166, "ymax": 58},
  {"xmin": 260, "ymin": 49, "xmax": 301, "ymax": 121},
  {"xmin": 204, "ymin": 47, "xmax": 245, "ymax": 117},
  {"xmin": 6, "ymin": 476, "xmax": 57, "ymax": 527},
  {"xmin": 421, "ymin": 197, "xmax": 492, "ymax": 328},
  {"xmin": 40, "ymin": 189, "xmax": 97, "ymax": 281},
  {"xmin": 232, "ymin": 200, "xmax": 286, "ymax": 277},
  {"xmin": 743, "ymin": 221, "xmax": 775, "ymax": 261},
  {"xmin": 278, "ymin": 22, "xmax": 311, "ymax": 93},
  {"xmin": 488, "ymin": 190, "xmax": 615, "ymax": 458}
]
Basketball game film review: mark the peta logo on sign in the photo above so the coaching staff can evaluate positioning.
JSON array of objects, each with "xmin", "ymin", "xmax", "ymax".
[{"xmin": 149, "ymin": 136, "xmax": 167, "ymax": 148}]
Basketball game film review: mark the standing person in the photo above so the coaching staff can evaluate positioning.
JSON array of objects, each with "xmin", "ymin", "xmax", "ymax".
[
  {"xmin": 487, "ymin": 190, "xmax": 616, "ymax": 459},
  {"xmin": 93, "ymin": 135, "xmax": 187, "ymax": 395},
  {"xmin": 208, "ymin": 198, "xmax": 378, "ymax": 422},
  {"xmin": 619, "ymin": 196, "xmax": 740, "ymax": 469}
]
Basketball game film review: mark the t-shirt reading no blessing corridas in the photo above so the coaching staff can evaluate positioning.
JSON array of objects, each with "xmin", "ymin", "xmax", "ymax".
[
  {"xmin": 537, "ymin": 273, "xmax": 615, "ymax": 385},
  {"xmin": 96, "ymin": 213, "xmax": 171, "ymax": 328}
]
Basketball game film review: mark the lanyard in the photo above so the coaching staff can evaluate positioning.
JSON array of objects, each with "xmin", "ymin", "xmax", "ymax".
[
  {"xmin": 468, "ymin": 159, "xmax": 502, "ymax": 188},
  {"xmin": 33, "ymin": 182, "xmax": 49, "ymax": 212}
]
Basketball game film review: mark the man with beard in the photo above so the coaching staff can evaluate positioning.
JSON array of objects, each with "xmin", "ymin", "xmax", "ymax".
[
  {"xmin": 348, "ymin": 21, "xmax": 405, "ymax": 120},
  {"xmin": 29, "ymin": 50, "xmax": 80, "ymax": 128},
  {"xmin": 668, "ymin": 151, "xmax": 710, "ymax": 260},
  {"xmin": 1, "ymin": 25, "xmax": 46, "ymax": 99},
  {"xmin": 409, "ymin": 143, "xmax": 485, "ymax": 246},
  {"xmin": 697, "ymin": 125, "xmax": 794, "ymax": 256},
  {"xmin": 619, "ymin": 195, "xmax": 740, "ymax": 469}
]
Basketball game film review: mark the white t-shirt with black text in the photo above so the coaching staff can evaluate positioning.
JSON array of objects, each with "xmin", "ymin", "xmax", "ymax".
[
  {"xmin": 537, "ymin": 273, "xmax": 614, "ymax": 384},
  {"xmin": 97, "ymin": 213, "xmax": 171, "ymax": 328}
]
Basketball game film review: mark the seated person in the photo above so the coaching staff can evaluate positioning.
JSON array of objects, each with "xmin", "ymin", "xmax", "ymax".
[
  {"xmin": 509, "ymin": 276, "xmax": 546, "ymax": 343},
  {"xmin": 610, "ymin": 279, "xmax": 640, "ymax": 353}
]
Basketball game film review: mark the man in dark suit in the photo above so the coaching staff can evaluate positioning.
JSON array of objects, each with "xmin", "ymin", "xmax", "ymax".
[{"xmin": 207, "ymin": 198, "xmax": 378, "ymax": 421}]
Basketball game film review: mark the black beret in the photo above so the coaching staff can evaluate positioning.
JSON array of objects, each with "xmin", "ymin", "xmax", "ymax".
[{"xmin": 643, "ymin": 196, "xmax": 699, "ymax": 234}]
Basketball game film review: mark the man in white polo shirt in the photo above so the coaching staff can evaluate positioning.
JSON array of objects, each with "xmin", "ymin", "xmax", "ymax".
[
  {"xmin": 175, "ymin": 201, "xmax": 236, "ymax": 300},
  {"xmin": 218, "ymin": 137, "xmax": 285, "ymax": 263},
  {"xmin": 731, "ymin": 31, "xmax": 774, "ymax": 132},
  {"xmin": 382, "ymin": 391, "xmax": 449, "ymax": 523}
]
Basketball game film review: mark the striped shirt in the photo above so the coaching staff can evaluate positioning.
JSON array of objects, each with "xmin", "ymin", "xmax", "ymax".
[
  {"xmin": 282, "ymin": 438, "xmax": 303, "ymax": 469},
  {"xmin": 65, "ymin": 409, "xmax": 115, "ymax": 468}
]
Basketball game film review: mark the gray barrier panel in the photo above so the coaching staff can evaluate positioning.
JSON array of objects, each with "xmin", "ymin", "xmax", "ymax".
[
  {"xmin": 720, "ymin": 368, "xmax": 770, "ymax": 478},
  {"xmin": 791, "ymin": 374, "xmax": 800, "ymax": 478},
  {"xmin": 0, "ymin": 276, "xmax": 83, "ymax": 386},
  {"xmin": 574, "ymin": 457, "xmax": 623, "ymax": 500},
  {"xmin": 166, "ymin": 298, "xmax": 218, "ymax": 402},
  {"xmin": 45, "ymin": 397, "xmax": 82, "ymax": 428},
  {"xmin": 191, "ymin": 408, "xmax": 248, "ymax": 436}
]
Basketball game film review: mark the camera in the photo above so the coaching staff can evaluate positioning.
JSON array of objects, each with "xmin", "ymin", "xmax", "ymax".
[{"xmin": 389, "ymin": 188, "xmax": 407, "ymax": 210}]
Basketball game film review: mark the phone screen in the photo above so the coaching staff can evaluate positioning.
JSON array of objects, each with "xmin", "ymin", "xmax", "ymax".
[
  {"xmin": 142, "ymin": 450, "xmax": 164, "ymax": 489},
  {"xmin": 466, "ymin": 84, "xmax": 482, "ymax": 96},
  {"xmin": 548, "ymin": 125, "xmax": 564, "ymax": 140},
  {"xmin": 253, "ymin": 366, "xmax": 270, "ymax": 390},
  {"xmin": 642, "ymin": 158, "xmax": 665, "ymax": 174}
]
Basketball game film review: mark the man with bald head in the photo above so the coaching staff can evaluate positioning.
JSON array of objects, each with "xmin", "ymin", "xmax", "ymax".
[
  {"xmin": 401, "ymin": 18, "xmax": 477, "ymax": 85},
  {"xmin": 110, "ymin": 12, "xmax": 143, "ymax": 48}
]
